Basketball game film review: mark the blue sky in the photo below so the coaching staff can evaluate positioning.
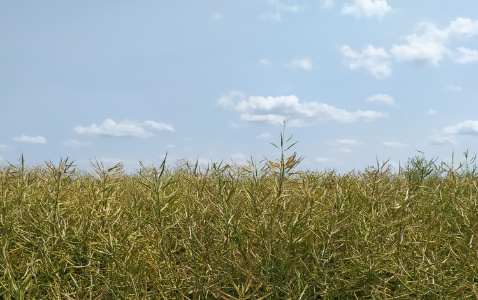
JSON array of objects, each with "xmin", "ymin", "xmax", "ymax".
[{"xmin": 2, "ymin": 0, "xmax": 478, "ymax": 173}]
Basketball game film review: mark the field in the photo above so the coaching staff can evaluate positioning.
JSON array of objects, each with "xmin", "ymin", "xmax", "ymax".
[{"xmin": 2, "ymin": 131, "xmax": 478, "ymax": 298}]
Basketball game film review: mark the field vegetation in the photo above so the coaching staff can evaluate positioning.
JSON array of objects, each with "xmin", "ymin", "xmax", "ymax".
[{"xmin": 2, "ymin": 125, "xmax": 478, "ymax": 298}]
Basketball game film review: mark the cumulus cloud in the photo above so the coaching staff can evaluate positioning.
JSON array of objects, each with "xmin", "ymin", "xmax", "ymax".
[
  {"xmin": 287, "ymin": 58, "xmax": 313, "ymax": 70},
  {"xmin": 429, "ymin": 133, "xmax": 455, "ymax": 145},
  {"xmin": 391, "ymin": 18, "xmax": 478, "ymax": 66},
  {"xmin": 321, "ymin": 0, "xmax": 334, "ymax": 9},
  {"xmin": 210, "ymin": 13, "xmax": 223, "ymax": 21},
  {"xmin": 336, "ymin": 139, "xmax": 362, "ymax": 145},
  {"xmin": 367, "ymin": 93, "xmax": 397, "ymax": 106},
  {"xmin": 451, "ymin": 47, "xmax": 478, "ymax": 64},
  {"xmin": 12, "ymin": 135, "xmax": 47, "ymax": 144},
  {"xmin": 342, "ymin": 0, "xmax": 392, "ymax": 19},
  {"xmin": 446, "ymin": 84, "xmax": 462, "ymax": 91},
  {"xmin": 429, "ymin": 131, "xmax": 456, "ymax": 146},
  {"xmin": 257, "ymin": 132, "xmax": 273, "ymax": 139},
  {"xmin": 218, "ymin": 91, "xmax": 386, "ymax": 127},
  {"xmin": 260, "ymin": 0, "xmax": 301, "ymax": 22},
  {"xmin": 74, "ymin": 119, "xmax": 174, "ymax": 138},
  {"xmin": 382, "ymin": 141, "xmax": 408, "ymax": 148},
  {"xmin": 430, "ymin": 120, "xmax": 478, "ymax": 145},
  {"xmin": 258, "ymin": 58, "xmax": 271, "ymax": 66},
  {"xmin": 143, "ymin": 120, "xmax": 175, "ymax": 131},
  {"xmin": 316, "ymin": 157, "xmax": 331, "ymax": 163},
  {"xmin": 442, "ymin": 120, "xmax": 478, "ymax": 136},
  {"xmin": 340, "ymin": 45, "xmax": 391, "ymax": 78},
  {"xmin": 217, "ymin": 90, "xmax": 245, "ymax": 109}
]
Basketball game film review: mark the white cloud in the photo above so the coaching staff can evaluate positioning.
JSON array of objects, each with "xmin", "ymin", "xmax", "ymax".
[
  {"xmin": 429, "ymin": 134, "xmax": 455, "ymax": 145},
  {"xmin": 260, "ymin": 0, "xmax": 301, "ymax": 22},
  {"xmin": 443, "ymin": 120, "xmax": 478, "ymax": 136},
  {"xmin": 367, "ymin": 93, "xmax": 397, "ymax": 106},
  {"xmin": 258, "ymin": 58, "xmax": 271, "ymax": 66},
  {"xmin": 321, "ymin": 0, "xmax": 334, "ymax": 9},
  {"xmin": 218, "ymin": 92, "xmax": 386, "ymax": 127},
  {"xmin": 143, "ymin": 120, "xmax": 175, "ymax": 132},
  {"xmin": 338, "ymin": 148, "xmax": 352, "ymax": 153},
  {"xmin": 210, "ymin": 13, "xmax": 223, "ymax": 21},
  {"xmin": 287, "ymin": 58, "xmax": 313, "ymax": 70},
  {"xmin": 0, "ymin": 144, "xmax": 10, "ymax": 150},
  {"xmin": 451, "ymin": 47, "xmax": 478, "ymax": 64},
  {"xmin": 426, "ymin": 108, "xmax": 437, "ymax": 115},
  {"xmin": 12, "ymin": 135, "xmax": 47, "ymax": 144},
  {"xmin": 257, "ymin": 132, "xmax": 272, "ymax": 139},
  {"xmin": 390, "ymin": 33, "xmax": 449, "ymax": 66},
  {"xmin": 336, "ymin": 139, "xmax": 362, "ymax": 145},
  {"xmin": 391, "ymin": 18, "xmax": 478, "ymax": 66},
  {"xmin": 447, "ymin": 18, "xmax": 478, "ymax": 39},
  {"xmin": 218, "ymin": 90, "xmax": 245, "ymax": 109},
  {"xmin": 446, "ymin": 84, "xmax": 462, "ymax": 91},
  {"xmin": 74, "ymin": 119, "xmax": 174, "ymax": 138},
  {"xmin": 431, "ymin": 120, "xmax": 478, "ymax": 145},
  {"xmin": 63, "ymin": 140, "xmax": 93, "ymax": 147},
  {"xmin": 340, "ymin": 45, "xmax": 391, "ymax": 78},
  {"xmin": 382, "ymin": 141, "xmax": 408, "ymax": 148},
  {"xmin": 316, "ymin": 157, "xmax": 331, "ymax": 163},
  {"xmin": 342, "ymin": 0, "xmax": 391, "ymax": 19}
]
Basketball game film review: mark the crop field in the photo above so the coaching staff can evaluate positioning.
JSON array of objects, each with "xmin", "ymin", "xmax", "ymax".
[{"xmin": 2, "ymin": 131, "xmax": 478, "ymax": 298}]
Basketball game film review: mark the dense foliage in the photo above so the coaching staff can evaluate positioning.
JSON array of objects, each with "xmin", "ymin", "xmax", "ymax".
[{"xmin": 2, "ymin": 148, "xmax": 478, "ymax": 298}]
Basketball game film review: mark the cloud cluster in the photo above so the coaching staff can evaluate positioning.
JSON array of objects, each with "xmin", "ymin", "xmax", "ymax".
[
  {"xmin": 218, "ymin": 91, "xmax": 386, "ymax": 126},
  {"xmin": 259, "ymin": 0, "xmax": 302, "ymax": 22},
  {"xmin": 341, "ymin": 18, "xmax": 478, "ymax": 78},
  {"xmin": 287, "ymin": 58, "xmax": 313, "ymax": 70},
  {"xmin": 431, "ymin": 120, "xmax": 478, "ymax": 145},
  {"xmin": 443, "ymin": 120, "xmax": 478, "ymax": 136},
  {"xmin": 74, "ymin": 119, "xmax": 175, "ymax": 138},
  {"xmin": 342, "ymin": 0, "xmax": 392, "ymax": 19},
  {"xmin": 210, "ymin": 13, "xmax": 223, "ymax": 21},
  {"xmin": 391, "ymin": 18, "xmax": 478, "ymax": 66},
  {"xmin": 340, "ymin": 45, "xmax": 391, "ymax": 78},
  {"xmin": 258, "ymin": 57, "xmax": 314, "ymax": 71},
  {"xmin": 329, "ymin": 138, "xmax": 363, "ymax": 154},
  {"xmin": 321, "ymin": 0, "xmax": 334, "ymax": 9},
  {"xmin": 336, "ymin": 139, "xmax": 363, "ymax": 146},
  {"xmin": 367, "ymin": 93, "xmax": 397, "ymax": 106},
  {"xmin": 382, "ymin": 141, "xmax": 408, "ymax": 148},
  {"xmin": 12, "ymin": 135, "xmax": 47, "ymax": 144},
  {"xmin": 257, "ymin": 132, "xmax": 273, "ymax": 139},
  {"xmin": 446, "ymin": 84, "xmax": 462, "ymax": 91}
]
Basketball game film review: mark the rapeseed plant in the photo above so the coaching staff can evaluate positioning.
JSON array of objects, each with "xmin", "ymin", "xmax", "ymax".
[{"xmin": 1, "ymin": 134, "xmax": 478, "ymax": 298}]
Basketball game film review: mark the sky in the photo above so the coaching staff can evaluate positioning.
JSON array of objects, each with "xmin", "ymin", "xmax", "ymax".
[{"xmin": 2, "ymin": 0, "xmax": 478, "ymax": 173}]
